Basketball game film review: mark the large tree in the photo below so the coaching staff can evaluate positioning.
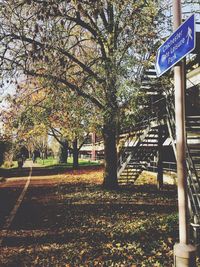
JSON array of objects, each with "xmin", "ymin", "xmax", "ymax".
[{"xmin": 0, "ymin": 0, "xmax": 161, "ymax": 188}]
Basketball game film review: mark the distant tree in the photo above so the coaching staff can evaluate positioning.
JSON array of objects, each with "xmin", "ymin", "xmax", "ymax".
[
  {"xmin": 2, "ymin": 77, "xmax": 98, "ymax": 169},
  {"xmin": 0, "ymin": 136, "xmax": 13, "ymax": 167},
  {"xmin": 0, "ymin": 141, "xmax": 6, "ymax": 166}
]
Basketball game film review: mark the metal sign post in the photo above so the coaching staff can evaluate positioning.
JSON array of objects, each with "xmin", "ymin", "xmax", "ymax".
[{"xmin": 172, "ymin": 1, "xmax": 196, "ymax": 266}]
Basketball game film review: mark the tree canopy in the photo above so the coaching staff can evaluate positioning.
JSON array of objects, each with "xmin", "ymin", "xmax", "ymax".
[
  {"xmin": 2, "ymin": 76, "xmax": 101, "ymax": 166},
  {"xmin": 0, "ymin": 0, "xmax": 163, "ymax": 188}
]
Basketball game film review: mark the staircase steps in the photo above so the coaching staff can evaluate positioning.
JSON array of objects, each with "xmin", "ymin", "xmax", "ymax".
[
  {"xmin": 133, "ymin": 65, "xmax": 200, "ymax": 245},
  {"xmin": 185, "ymin": 115, "xmax": 200, "ymax": 243},
  {"xmin": 144, "ymin": 63, "xmax": 200, "ymax": 244},
  {"xmin": 118, "ymin": 62, "xmax": 200, "ymax": 242},
  {"xmin": 118, "ymin": 124, "xmax": 159, "ymax": 185},
  {"xmin": 186, "ymin": 116, "xmax": 200, "ymax": 182}
]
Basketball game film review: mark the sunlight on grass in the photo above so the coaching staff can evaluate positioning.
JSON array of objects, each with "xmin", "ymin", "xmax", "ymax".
[
  {"xmin": 1, "ymin": 161, "xmax": 18, "ymax": 169},
  {"xmin": 36, "ymin": 156, "xmax": 101, "ymax": 168}
]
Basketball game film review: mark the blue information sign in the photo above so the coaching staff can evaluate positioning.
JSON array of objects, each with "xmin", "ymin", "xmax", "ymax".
[{"xmin": 155, "ymin": 14, "xmax": 195, "ymax": 77}]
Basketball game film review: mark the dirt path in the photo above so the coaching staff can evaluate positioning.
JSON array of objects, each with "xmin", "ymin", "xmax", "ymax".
[
  {"xmin": 0, "ymin": 159, "xmax": 63, "ymax": 234},
  {"xmin": 0, "ymin": 162, "xmax": 33, "ymax": 246}
]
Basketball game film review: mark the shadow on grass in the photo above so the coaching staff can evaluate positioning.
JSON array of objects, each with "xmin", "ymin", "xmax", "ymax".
[
  {"xmin": 45, "ymin": 161, "xmax": 100, "ymax": 169},
  {"xmin": 3, "ymin": 181, "xmax": 178, "ymax": 246},
  {"xmin": 0, "ymin": 179, "xmax": 179, "ymax": 266},
  {"xmin": 3, "ymin": 201, "xmax": 178, "ymax": 247}
]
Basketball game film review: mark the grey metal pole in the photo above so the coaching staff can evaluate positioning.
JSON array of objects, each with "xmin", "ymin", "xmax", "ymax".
[{"xmin": 173, "ymin": 1, "xmax": 196, "ymax": 266}]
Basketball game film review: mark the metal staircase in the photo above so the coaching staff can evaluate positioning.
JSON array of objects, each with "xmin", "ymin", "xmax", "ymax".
[
  {"xmin": 117, "ymin": 64, "xmax": 165, "ymax": 185},
  {"xmin": 185, "ymin": 115, "xmax": 200, "ymax": 243},
  {"xmin": 164, "ymin": 85, "xmax": 200, "ymax": 244},
  {"xmin": 187, "ymin": 116, "xmax": 200, "ymax": 178},
  {"xmin": 117, "ymin": 61, "xmax": 200, "ymax": 243},
  {"xmin": 117, "ymin": 118, "xmax": 161, "ymax": 184}
]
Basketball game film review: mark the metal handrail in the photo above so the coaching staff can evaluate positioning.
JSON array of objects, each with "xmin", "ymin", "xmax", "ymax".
[
  {"xmin": 117, "ymin": 116, "xmax": 156, "ymax": 170},
  {"xmin": 164, "ymin": 86, "xmax": 200, "ymax": 220},
  {"xmin": 117, "ymin": 82, "xmax": 167, "ymax": 179}
]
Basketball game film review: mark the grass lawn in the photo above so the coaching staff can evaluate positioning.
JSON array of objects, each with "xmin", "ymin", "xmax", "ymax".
[
  {"xmin": 36, "ymin": 156, "xmax": 101, "ymax": 168},
  {"xmin": 0, "ymin": 157, "xmax": 101, "ymax": 174},
  {"xmin": 35, "ymin": 156, "xmax": 58, "ymax": 166}
]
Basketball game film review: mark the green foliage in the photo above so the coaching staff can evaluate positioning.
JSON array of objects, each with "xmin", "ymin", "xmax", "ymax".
[{"xmin": 12, "ymin": 143, "xmax": 28, "ymax": 161}]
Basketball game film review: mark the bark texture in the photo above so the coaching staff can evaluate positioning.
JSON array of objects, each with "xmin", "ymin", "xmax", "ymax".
[{"xmin": 102, "ymin": 118, "xmax": 118, "ymax": 189}]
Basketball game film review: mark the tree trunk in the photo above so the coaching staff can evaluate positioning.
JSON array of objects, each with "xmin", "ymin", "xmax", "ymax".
[
  {"xmin": 73, "ymin": 138, "xmax": 79, "ymax": 169},
  {"xmin": 59, "ymin": 139, "xmax": 68, "ymax": 163},
  {"xmin": 28, "ymin": 150, "xmax": 31, "ymax": 159},
  {"xmin": 44, "ymin": 147, "xmax": 48, "ymax": 159},
  {"xmin": 91, "ymin": 132, "xmax": 96, "ymax": 161},
  {"xmin": 102, "ymin": 122, "xmax": 118, "ymax": 189}
]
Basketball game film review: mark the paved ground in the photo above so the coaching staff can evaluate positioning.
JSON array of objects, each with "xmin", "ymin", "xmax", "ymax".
[
  {"xmin": 0, "ymin": 160, "xmax": 63, "ymax": 240},
  {"xmin": 23, "ymin": 160, "xmax": 42, "ymax": 168}
]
